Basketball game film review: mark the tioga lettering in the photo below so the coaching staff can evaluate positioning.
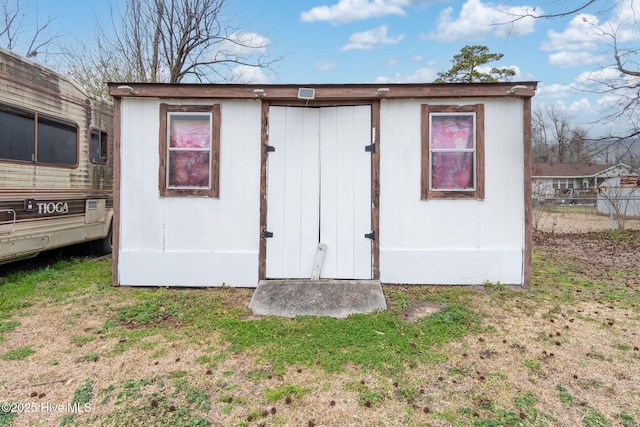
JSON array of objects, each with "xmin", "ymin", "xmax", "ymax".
[{"xmin": 37, "ymin": 202, "xmax": 69, "ymax": 214}]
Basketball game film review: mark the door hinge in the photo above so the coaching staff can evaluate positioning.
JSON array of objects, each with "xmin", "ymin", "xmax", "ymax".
[
  {"xmin": 262, "ymin": 230, "xmax": 273, "ymax": 239},
  {"xmin": 365, "ymin": 143, "xmax": 375, "ymax": 153},
  {"xmin": 265, "ymin": 145, "xmax": 275, "ymax": 153},
  {"xmin": 364, "ymin": 231, "xmax": 375, "ymax": 240}
]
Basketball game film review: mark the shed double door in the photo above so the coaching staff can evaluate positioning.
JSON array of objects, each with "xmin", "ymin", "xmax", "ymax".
[{"xmin": 266, "ymin": 105, "xmax": 372, "ymax": 279}]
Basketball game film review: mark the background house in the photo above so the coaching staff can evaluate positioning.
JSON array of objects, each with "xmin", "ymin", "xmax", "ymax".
[{"xmin": 532, "ymin": 163, "xmax": 639, "ymax": 197}]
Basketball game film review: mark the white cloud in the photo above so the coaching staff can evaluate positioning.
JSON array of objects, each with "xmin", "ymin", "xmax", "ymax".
[
  {"xmin": 340, "ymin": 25, "xmax": 405, "ymax": 51},
  {"xmin": 596, "ymin": 93, "xmax": 627, "ymax": 109},
  {"xmin": 548, "ymin": 51, "xmax": 600, "ymax": 68},
  {"xmin": 535, "ymin": 83, "xmax": 574, "ymax": 99},
  {"xmin": 316, "ymin": 59, "xmax": 337, "ymax": 71},
  {"xmin": 375, "ymin": 65, "xmax": 438, "ymax": 83},
  {"xmin": 611, "ymin": 0, "xmax": 640, "ymax": 43},
  {"xmin": 535, "ymin": 68, "xmax": 639, "ymax": 137},
  {"xmin": 540, "ymin": 6, "xmax": 640, "ymax": 70},
  {"xmin": 382, "ymin": 58, "xmax": 400, "ymax": 66},
  {"xmin": 424, "ymin": 0, "xmax": 540, "ymax": 42},
  {"xmin": 210, "ymin": 32, "xmax": 273, "ymax": 83},
  {"xmin": 301, "ymin": 0, "xmax": 407, "ymax": 25},
  {"xmin": 215, "ymin": 32, "xmax": 270, "ymax": 59},
  {"xmin": 380, "ymin": 55, "xmax": 425, "ymax": 68},
  {"xmin": 539, "ymin": 14, "xmax": 604, "ymax": 68},
  {"xmin": 575, "ymin": 67, "xmax": 628, "ymax": 88},
  {"xmin": 300, "ymin": 0, "xmax": 439, "ymax": 25},
  {"xmin": 229, "ymin": 65, "xmax": 273, "ymax": 83},
  {"xmin": 568, "ymin": 98, "xmax": 591, "ymax": 113},
  {"xmin": 540, "ymin": 14, "xmax": 600, "ymax": 52},
  {"xmin": 573, "ymin": 67, "xmax": 640, "ymax": 111}
]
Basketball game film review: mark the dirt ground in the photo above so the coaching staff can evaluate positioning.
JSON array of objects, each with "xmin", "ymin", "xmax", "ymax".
[
  {"xmin": 534, "ymin": 230, "xmax": 640, "ymax": 285},
  {"xmin": 534, "ymin": 211, "xmax": 640, "ymax": 233},
  {"xmin": 533, "ymin": 211, "xmax": 640, "ymax": 284}
]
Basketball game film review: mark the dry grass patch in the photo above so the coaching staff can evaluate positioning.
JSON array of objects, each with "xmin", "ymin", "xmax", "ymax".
[{"xmin": 1, "ymin": 230, "xmax": 639, "ymax": 426}]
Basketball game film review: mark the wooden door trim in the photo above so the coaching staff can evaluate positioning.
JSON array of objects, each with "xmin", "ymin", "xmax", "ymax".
[
  {"xmin": 258, "ymin": 101, "xmax": 380, "ymax": 281},
  {"xmin": 258, "ymin": 101, "xmax": 270, "ymax": 280}
]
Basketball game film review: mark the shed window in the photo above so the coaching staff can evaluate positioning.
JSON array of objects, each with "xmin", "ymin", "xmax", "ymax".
[
  {"xmin": 159, "ymin": 104, "xmax": 220, "ymax": 197},
  {"xmin": 421, "ymin": 104, "xmax": 484, "ymax": 200}
]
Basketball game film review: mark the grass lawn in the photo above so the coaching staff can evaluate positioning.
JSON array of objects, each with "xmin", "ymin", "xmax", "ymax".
[{"xmin": 0, "ymin": 230, "xmax": 639, "ymax": 426}]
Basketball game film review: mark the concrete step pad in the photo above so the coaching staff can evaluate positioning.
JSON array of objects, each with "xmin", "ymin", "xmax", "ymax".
[{"xmin": 249, "ymin": 280, "xmax": 387, "ymax": 318}]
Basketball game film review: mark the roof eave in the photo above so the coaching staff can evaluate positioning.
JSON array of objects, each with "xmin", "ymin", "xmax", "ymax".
[{"xmin": 107, "ymin": 82, "xmax": 538, "ymax": 100}]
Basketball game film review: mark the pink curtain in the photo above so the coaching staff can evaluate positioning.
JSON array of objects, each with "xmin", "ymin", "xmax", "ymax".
[
  {"xmin": 431, "ymin": 115, "xmax": 474, "ymax": 190},
  {"xmin": 168, "ymin": 117, "xmax": 210, "ymax": 187}
]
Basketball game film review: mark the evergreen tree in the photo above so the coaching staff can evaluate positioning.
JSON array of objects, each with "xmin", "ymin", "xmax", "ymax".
[{"xmin": 435, "ymin": 45, "xmax": 516, "ymax": 83}]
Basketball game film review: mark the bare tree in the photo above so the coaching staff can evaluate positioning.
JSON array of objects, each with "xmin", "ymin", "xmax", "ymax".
[
  {"xmin": 505, "ymin": 1, "xmax": 639, "ymax": 145},
  {"xmin": 597, "ymin": 176, "xmax": 640, "ymax": 230},
  {"xmin": 532, "ymin": 105, "xmax": 594, "ymax": 163},
  {"xmin": 0, "ymin": 0, "xmax": 58, "ymax": 59},
  {"xmin": 64, "ymin": 39, "xmax": 139, "ymax": 99},
  {"xmin": 66, "ymin": 0, "xmax": 279, "ymax": 97},
  {"xmin": 532, "ymin": 107, "xmax": 550, "ymax": 163},
  {"xmin": 585, "ymin": 19, "xmax": 640, "ymax": 143}
]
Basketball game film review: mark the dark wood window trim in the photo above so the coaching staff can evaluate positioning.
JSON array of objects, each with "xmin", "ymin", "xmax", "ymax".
[
  {"xmin": 159, "ymin": 103, "xmax": 220, "ymax": 197},
  {"xmin": 421, "ymin": 104, "xmax": 485, "ymax": 200}
]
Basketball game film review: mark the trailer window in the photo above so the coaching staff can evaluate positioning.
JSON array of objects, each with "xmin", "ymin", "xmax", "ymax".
[
  {"xmin": 0, "ymin": 103, "xmax": 78, "ymax": 166},
  {"xmin": 90, "ymin": 128, "xmax": 109, "ymax": 164},
  {"xmin": 37, "ymin": 116, "xmax": 78, "ymax": 166},
  {"xmin": 421, "ymin": 104, "xmax": 485, "ymax": 200},
  {"xmin": 159, "ymin": 104, "xmax": 221, "ymax": 197},
  {"xmin": 0, "ymin": 104, "xmax": 35, "ymax": 162}
]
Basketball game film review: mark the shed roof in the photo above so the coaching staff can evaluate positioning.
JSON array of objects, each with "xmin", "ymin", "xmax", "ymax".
[
  {"xmin": 532, "ymin": 163, "xmax": 617, "ymax": 178},
  {"xmin": 107, "ymin": 81, "xmax": 537, "ymax": 100}
]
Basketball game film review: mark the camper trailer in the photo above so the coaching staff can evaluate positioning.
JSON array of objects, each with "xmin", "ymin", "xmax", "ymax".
[{"xmin": 0, "ymin": 48, "xmax": 114, "ymax": 264}]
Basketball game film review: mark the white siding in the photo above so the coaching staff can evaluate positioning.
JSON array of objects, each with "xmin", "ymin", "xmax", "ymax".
[
  {"xmin": 117, "ymin": 95, "xmax": 527, "ymax": 287},
  {"xmin": 118, "ymin": 99, "xmax": 262, "ymax": 287},
  {"xmin": 379, "ymin": 98, "xmax": 525, "ymax": 285}
]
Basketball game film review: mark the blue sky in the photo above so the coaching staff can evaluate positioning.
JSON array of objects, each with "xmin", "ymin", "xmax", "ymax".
[{"xmin": 21, "ymin": 0, "xmax": 640, "ymax": 136}]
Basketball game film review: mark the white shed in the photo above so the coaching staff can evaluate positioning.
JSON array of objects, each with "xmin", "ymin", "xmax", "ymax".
[
  {"xmin": 108, "ymin": 82, "xmax": 536, "ymax": 287},
  {"xmin": 597, "ymin": 176, "xmax": 640, "ymax": 217}
]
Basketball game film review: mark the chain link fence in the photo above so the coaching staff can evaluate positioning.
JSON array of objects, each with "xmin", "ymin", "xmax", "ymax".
[{"xmin": 532, "ymin": 196, "xmax": 640, "ymax": 233}]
